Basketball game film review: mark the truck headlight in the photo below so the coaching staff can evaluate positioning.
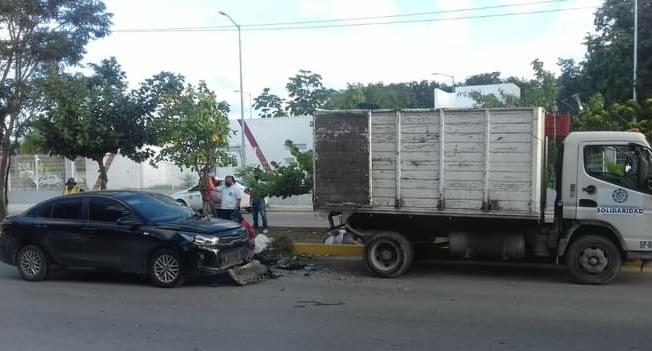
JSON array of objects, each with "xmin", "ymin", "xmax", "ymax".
[{"xmin": 179, "ymin": 232, "xmax": 219, "ymax": 246}]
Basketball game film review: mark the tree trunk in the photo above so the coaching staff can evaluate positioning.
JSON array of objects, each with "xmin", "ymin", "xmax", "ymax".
[
  {"xmin": 0, "ymin": 151, "xmax": 9, "ymax": 219},
  {"xmin": 4, "ymin": 155, "xmax": 11, "ymax": 206},
  {"xmin": 198, "ymin": 168, "xmax": 214, "ymax": 217},
  {"xmin": 96, "ymin": 159, "xmax": 108, "ymax": 190}
]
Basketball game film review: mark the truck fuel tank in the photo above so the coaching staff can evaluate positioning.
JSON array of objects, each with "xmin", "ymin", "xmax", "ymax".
[{"xmin": 448, "ymin": 232, "xmax": 525, "ymax": 260}]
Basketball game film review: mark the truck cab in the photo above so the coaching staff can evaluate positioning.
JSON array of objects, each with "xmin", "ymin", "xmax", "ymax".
[{"xmin": 557, "ymin": 131, "xmax": 652, "ymax": 283}]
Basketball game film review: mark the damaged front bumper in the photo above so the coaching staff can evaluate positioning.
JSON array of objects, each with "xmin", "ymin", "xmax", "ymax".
[{"xmin": 189, "ymin": 244, "xmax": 254, "ymax": 275}]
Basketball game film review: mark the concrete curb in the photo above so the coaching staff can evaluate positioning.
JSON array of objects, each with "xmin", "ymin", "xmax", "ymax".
[
  {"xmin": 293, "ymin": 243, "xmax": 364, "ymax": 256},
  {"xmin": 292, "ymin": 243, "xmax": 652, "ymax": 272}
]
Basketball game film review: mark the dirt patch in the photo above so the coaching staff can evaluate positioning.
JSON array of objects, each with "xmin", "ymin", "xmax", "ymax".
[{"xmin": 261, "ymin": 227, "xmax": 328, "ymax": 243}]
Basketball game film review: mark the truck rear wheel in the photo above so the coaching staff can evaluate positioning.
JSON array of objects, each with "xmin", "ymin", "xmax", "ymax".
[
  {"xmin": 565, "ymin": 235, "xmax": 622, "ymax": 285},
  {"xmin": 364, "ymin": 232, "xmax": 414, "ymax": 278}
]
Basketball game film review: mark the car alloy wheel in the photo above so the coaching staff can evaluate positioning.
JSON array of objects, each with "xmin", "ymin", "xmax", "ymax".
[
  {"xmin": 149, "ymin": 249, "xmax": 184, "ymax": 288},
  {"xmin": 17, "ymin": 245, "xmax": 48, "ymax": 282},
  {"xmin": 153, "ymin": 254, "xmax": 180, "ymax": 284}
]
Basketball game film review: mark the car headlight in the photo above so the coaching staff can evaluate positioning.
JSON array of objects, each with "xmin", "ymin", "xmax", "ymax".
[{"xmin": 179, "ymin": 232, "xmax": 219, "ymax": 245}]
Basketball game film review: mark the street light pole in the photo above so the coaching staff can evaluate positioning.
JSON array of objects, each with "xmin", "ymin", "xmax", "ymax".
[
  {"xmin": 633, "ymin": 0, "xmax": 638, "ymax": 103},
  {"xmin": 220, "ymin": 11, "xmax": 246, "ymax": 167},
  {"xmin": 234, "ymin": 90, "xmax": 253, "ymax": 121}
]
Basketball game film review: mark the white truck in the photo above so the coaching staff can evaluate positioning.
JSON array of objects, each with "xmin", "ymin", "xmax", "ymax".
[{"xmin": 313, "ymin": 108, "xmax": 652, "ymax": 284}]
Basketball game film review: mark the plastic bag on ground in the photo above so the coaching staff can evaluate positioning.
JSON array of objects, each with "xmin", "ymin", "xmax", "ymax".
[{"xmin": 254, "ymin": 234, "xmax": 272, "ymax": 254}]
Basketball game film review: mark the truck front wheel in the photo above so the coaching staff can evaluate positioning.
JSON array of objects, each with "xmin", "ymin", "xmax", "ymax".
[
  {"xmin": 364, "ymin": 232, "xmax": 414, "ymax": 278},
  {"xmin": 566, "ymin": 235, "xmax": 622, "ymax": 285}
]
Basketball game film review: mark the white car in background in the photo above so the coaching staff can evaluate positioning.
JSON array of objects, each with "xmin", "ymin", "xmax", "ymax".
[{"xmin": 171, "ymin": 182, "xmax": 252, "ymax": 212}]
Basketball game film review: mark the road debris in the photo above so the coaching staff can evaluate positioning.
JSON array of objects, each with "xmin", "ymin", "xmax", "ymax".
[
  {"xmin": 227, "ymin": 260, "xmax": 274, "ymax": 286},
  {"xmin": 254, "ymin": 234, "xmax": 272, "ymax": 254},
  {"xmin": 277, "ymin": 255, "xmax": 314, "ymax": 271},
  {"xmin": 324, "ymin": 228, "xmax": 357, "ymax": 245}
]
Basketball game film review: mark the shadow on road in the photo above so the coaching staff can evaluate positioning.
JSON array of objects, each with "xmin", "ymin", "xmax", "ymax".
[
  {"xmin": 1, "ymin": 269, "xmax": 244, "ymax": 288},
  {"xmin": 313, "ymin": 257, "xmax": 651, "ymax": 285}
]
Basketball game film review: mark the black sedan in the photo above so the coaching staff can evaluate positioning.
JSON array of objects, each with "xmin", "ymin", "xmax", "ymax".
[{"xmin": 0, "ymin": 191, "xmax": 253, "ymax": 287}]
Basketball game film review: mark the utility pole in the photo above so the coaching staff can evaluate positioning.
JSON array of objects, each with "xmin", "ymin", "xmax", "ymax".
[
  {"xmin": 633, "ymin": 0, "xmax": 638, "ymax": 103},
  {"xmin": 220, "ymin": 11, "xmax": 246, "ymax": 167}
]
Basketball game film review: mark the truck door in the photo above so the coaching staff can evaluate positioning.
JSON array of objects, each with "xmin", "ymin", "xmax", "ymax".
[{"xmin": 576, "ymin": 142, "xmax": 652, "ymax": 251}]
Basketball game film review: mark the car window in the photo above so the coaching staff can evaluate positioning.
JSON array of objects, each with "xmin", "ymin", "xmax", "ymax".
[
  {"xmin": 28, "ymin": 203, "xmax": 51, "ymax": 218},
  {"xmin": 122, "ymin": 193, "xmax": 192, "ymax": 224},
  {"xmin": 89, "ymin": 198, "xmax": 130, "ymax": 223},
  {"xmin": 189, "ymin": 185, "xmax": 199, "ymax": 192},
  {"xmin": 51, "ymin": 198, "xmax": 83, "ymax": 220}
]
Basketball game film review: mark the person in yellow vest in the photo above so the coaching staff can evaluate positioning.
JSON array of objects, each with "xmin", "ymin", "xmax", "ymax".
[{"xmin": 63, "ymin": 178, "xmax": 83, "ymax": 195}]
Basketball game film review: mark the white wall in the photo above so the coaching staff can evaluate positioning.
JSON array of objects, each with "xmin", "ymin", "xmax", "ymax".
[
  {"xmin": 84, "ymin": 154, "xmax": 196, "ymax": 190},
  {"xmin": 218, "ymin": 116, "xmax": 313, "ymax": 179},
  {"xmin": 434, "ymin": 83, "xmax": 521, "ymax": 109},
  {"xmin": 80, "ymin": 116, "xmax": 314, "ymax": 191}
]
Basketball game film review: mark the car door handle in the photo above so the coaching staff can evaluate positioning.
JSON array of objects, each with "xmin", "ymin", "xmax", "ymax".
[
  {"xmin": 582, "ymin": 185, "xmax": 596, "ymax": 194},
  {"xmin": 579, "ymin": 199, "xmax": 597, "ymax": 208}
]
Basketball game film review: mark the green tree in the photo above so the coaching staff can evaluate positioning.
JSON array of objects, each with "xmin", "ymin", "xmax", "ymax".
[
  {"xmin": 557, "ymin": 58, "xmax": 587, "ymax": 114},
  {"xmin": 154, "ymin": 81, "xmax": 236, "ymax": 211},
  {"xmin": 574, "ymin": 94, "xmax": 652, "ymax": 139},
  {"xmin": 325, "ymin": 81, "xmax": 443, "ymax": 110},
  {"xmin": 578, "ymin": 0, "xmax": 652, "ymax": 104},
  {"xmin": 18, "ymin": 130, "xmax": 45, "ymax": 155},
  {"xmin": 0, "ymin": 0, "xmax": 111, "ymax": 217},
  {"xmin": 466, "ymin": 90, "xmax": 520, "ymax": 108},
  {"xmin": 236, "ymin": 165, "xmax": 270, "ymax": 199},
  {"xmin": 464, "ymin": 72, "xmax": 503, "ymax": 85},
  {"xmin": 252, "ymin": 88, "xmax": 286, "ymax": 118},
  {"xmin": 33, "ymin": 58, "xmax": 179, "ymax": 190},
  {"xmin": 285, "ymin": 70, "xmax": 333, "ymax": 116},
  {"xmin": 236, "ymin": 140, "xmax": 313, "ymax": 198},
  {"xmin": 468, "ymin": 60, "xmax": 559, "ymax": 112}
]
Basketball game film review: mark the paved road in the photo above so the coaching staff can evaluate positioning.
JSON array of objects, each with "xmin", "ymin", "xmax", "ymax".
[{"xmin": 1, "ymin": 258, "xmax": 652, "ymax": 351}]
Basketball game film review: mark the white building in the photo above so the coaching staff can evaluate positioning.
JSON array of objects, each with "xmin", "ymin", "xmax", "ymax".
[
  {"xmin": 77, "ymin": 116, "xmax": 313, "ymax": 194},
  {"xmin": 218, "ymin": 116, "xmax": 313, "ymax": 178},
  {"xmin": 434, "ymin": 83, "xmax": 521, "ymax": 109}
]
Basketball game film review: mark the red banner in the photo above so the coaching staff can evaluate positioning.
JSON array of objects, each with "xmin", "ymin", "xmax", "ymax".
[
  {"xmin": 237, "ymin": 120, "xmax": 273, "ymax": 173},
  {"xmin": 545, "ymin": 113, "xmax": 572, "ymax": 138}
]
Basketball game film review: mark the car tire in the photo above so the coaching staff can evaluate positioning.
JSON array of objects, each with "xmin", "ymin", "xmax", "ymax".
[
  {"xmin": 566, "ymin": 235, "xmax": 622, "ymax": 285},
  {"xmin": 364, "ymin": 231, "xmax": 414, "ymax": 278},
  {"xmin": 148, "ymin": 249, "xmax": 184, "ymax": 288},
  {"xmin": 16, "ymin": 245, "xmax": 49, "ymax": 282}
]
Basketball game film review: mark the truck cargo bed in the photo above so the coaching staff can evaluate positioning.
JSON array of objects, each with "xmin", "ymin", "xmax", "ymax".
[{"xmin": 313, "ymin": 108, "xmax": 545, "ymax": 220}]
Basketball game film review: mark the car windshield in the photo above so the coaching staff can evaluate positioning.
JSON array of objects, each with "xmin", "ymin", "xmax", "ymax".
[{"xmin": 121, "ymin": 193, "xmax": 193, "ymax": 224}]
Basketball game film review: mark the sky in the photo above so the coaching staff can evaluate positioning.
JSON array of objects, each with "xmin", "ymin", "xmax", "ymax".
[{"xmin": 82, "ymin": 0, "xmax": 603, "ymax": 117}]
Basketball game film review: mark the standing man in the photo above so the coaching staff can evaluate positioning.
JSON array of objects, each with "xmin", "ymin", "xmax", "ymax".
[
  {"xmin": 250, "ymin": 183, "xmax": 269, "ymax": 233},
  {"xmin": 217, "ymin": 175, "xmax": 241, "ymax": 220},
  {"xmin": 63, "ymin": 178, "xmax": 83, "ymax": 195}
]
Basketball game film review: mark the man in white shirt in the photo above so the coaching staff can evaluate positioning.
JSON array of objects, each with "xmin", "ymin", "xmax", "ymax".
[{"xmin": 217, "ymin": 175, "xmax": 241, "ymax": 220}]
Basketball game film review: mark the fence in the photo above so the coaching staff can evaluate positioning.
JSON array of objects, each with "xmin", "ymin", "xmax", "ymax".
[{"xmin": 9, "ymin": 155, "xmax": 71, "ymax": 191}]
